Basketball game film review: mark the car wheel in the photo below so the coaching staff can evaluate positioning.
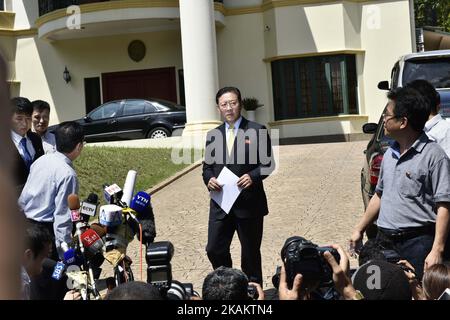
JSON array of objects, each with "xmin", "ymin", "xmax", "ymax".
[{"xmin": 147, "ymin": 127, "xmax": 170, "ymax": 139}]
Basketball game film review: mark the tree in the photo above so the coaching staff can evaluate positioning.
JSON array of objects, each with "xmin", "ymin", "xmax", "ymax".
[{"xmin": 414, "ymin": 0, "xmax": 450, "ymax": 32}]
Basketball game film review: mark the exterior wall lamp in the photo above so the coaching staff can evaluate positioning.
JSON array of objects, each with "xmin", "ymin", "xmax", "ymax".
[{"xmin": 63, "ymin": 66, "xmax": 71, "ymax": 83}]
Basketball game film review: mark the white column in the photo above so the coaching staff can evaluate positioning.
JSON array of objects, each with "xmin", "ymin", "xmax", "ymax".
[{"xmin": 179, "ymin": 0, "xmax": 221, "ymax": 136}]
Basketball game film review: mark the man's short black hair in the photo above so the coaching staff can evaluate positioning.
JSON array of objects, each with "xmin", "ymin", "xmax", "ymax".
[
  {"xmin": 405, "ymin": 79, "xmax": 440, "ymax": 115},
  {"xmin": 11, "ymin": 97, "xmax": 32, "ymax": 116},
  {"xmin": 32, "ymin": 100, "xmax": 51, "ymax": 113},
  {"xmin": 352, "ymin": 260, "xmax": 412, "ymax": 300},
  {"xmin": 387, "ymin": 86, "xmax": 430, "ymax": 133},
  {"xmin": 216, "ymin": 86, "xmax": 242, "ymax": 105},
  {"xmin": 104, "ymin": 282, "xmax": 163, "ymax": 300},
  {"xmin": 358, "ymin": 239, "xmax": 387, "ymax": 266},
  {"xmin": 55, "ymin": 121, "xmax": 84, "ymax": 154},
  {"xmin": 25, "ymin": 223, "xmax": 52, "ymax": 259},
  {"xmin": 202, "ymin": 266, "xmax": 249, "ymax": 300}
]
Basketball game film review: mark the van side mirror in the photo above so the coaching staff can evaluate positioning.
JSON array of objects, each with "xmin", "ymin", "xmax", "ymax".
[
  {"xmin": 362, "ymin": 123, "xmax": 378, "ymax": 134},
  {"xmin": 84, "ymin": 116, "xmax": 92, "ymax": 123},
  {"xmin": 378, "ymin": 81, "xmax": 390, "ymax": 90}
]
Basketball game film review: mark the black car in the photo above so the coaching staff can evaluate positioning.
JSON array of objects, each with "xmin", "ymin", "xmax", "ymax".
[
  {"xmin": 51, "ymin": 99, "xmax": 186, "ymax": 143},
  {"xmin": 360, "ymin": 111, "xmax": 394, "ymax": 209}
]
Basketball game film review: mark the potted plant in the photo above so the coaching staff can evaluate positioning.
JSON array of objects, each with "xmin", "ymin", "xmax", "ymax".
[{"xmin": 242, "ymin": 97, "xmax": 262, "ymax": 121}]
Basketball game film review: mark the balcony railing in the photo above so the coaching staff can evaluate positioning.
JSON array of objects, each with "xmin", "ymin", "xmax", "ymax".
[{"xmin": 39, "ymin": 0, "xmax": 224, "ymax": 16}]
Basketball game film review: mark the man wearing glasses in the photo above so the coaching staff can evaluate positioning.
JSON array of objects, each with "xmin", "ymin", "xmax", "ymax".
[
  {"xmin": 10, "ymin": 97, "xmax": 44, "ymax": 192},
  {"xmin": 203, "ymin": 86, "xmax": 274, "ymax": 285},
  {"xmin": 350, "ymin": 87, "xmax": 450, "ymax": 279}
]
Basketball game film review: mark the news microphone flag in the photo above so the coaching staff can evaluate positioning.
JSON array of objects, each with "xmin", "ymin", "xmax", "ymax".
[
  {"xmin": 103, "ymin": 184, "xmax": 122, "ymax": 204},
  {"xmin": 80, "ymin": 228, "xmax": 104, "ymax": 255},
  {"xmin": 67, "ymin": 194, "xmax": 81, "ymax": 222},
  {"xmin": 130, "ymin": 191, "xmax": 151, "ymax": 214},
  {"xmin": 52, "ymin": 261, "xmax": 66, "ymax": 281}
]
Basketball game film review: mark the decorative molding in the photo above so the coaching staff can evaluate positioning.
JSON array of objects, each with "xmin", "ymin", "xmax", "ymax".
[
  {"xmin": 36, "ymin": 0, "xmax": 181, "ymax": 28},
  {"xmin": 35, "ymin": 0, "xmax": 374, "ymax": 29},
  {"xmin": 263, "ymin": 49, "xmax": 365, "ymax": 62},
  {"xmin": 224, "ymin": 0, "xmax": 373, "ymax": 16},
  {"xmin": 0, "ymin": 11, "xmax": 15, "ymax": 29},
  {"xmin": 268, "ymin": 115, "xmax": 368, "ymax": 127},
  {"xmin": 0, "ymin": 28, "xmax": 37, "ymax": 37}
]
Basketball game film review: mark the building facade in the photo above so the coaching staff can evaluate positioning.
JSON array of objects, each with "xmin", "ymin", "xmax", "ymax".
[{"xmin": 0, "ymin": 0, "xmax": 415, "ymax": 140}]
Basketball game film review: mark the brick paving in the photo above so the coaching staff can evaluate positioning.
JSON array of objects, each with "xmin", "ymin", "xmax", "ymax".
[{"xmin": 100, "ymin": 141, "xmax": 367, "ymax": 294}]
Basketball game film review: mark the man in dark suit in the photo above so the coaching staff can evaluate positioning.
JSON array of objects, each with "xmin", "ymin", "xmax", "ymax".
[
  {"xmin": 203, "ymin": 86, "xmax": 274, "ymax": 285},
  {"xmin": 10, "ymin": 97, "xmax": 44, "ymax": 191}
]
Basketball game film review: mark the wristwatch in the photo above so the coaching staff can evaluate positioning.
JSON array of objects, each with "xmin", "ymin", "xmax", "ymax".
[{"xmin": 352, "ymin": 290, "xmax": 365, "ymax": 300}]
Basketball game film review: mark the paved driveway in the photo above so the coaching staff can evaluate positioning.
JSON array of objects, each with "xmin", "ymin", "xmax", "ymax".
[{"xmin": 101, "ymin": 140, "xmax": 367, "ymax": 293}]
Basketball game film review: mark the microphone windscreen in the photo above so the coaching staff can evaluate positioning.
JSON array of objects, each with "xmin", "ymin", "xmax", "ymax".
[
  {"xmin": 87, "ymin": 193, "xmax": 98, "ymax": 204},
  {"xmin": 68, "ymin": 193, "xmax": 81, "ymax": 222},
  {"xmin": 130, "ymin": 191, "xmax": 151, "ymax": 214},
  {"xmin": 121, "ymin": 170, "xmax": 137, "ymax": 206},
  {"xmin": 42, "ymin": 258, "xmax": 57, "ymax": 270},
  {"xmin": 67, "ymin": 194, "xmax": 80, "ymax": 210},
  {"xmin": 90, "ymin": 223, "xmax": 107, "ymax": 238},
  {"xmin": 63, "ymin": 248, "xmax": 76, "ymax": 265}
]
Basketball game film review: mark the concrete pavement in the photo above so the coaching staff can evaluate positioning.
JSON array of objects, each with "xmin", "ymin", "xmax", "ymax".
[{"xmin": 100, "ymin": 140, "xmax": 367, "ymax": 294}]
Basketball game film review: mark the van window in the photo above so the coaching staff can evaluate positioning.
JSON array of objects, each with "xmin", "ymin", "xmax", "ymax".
[{"xmin": 403, "ymin": 58, "xmax": 450, "ymax": 89}]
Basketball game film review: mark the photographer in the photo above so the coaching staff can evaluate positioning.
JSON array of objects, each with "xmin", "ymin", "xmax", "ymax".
[
  {"xmin": 202, "ymin": 266, "xmax": 264, "ymax": 300},
  {"xmin": 277, "ymin": 244, "xmax": 360, "ymax": 300}
]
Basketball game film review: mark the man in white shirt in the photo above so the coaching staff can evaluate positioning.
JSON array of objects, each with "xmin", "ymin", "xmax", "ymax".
[
  {"xmin": 31, "ymin": 100, "xmax": 56, "ymax": 154},
  {"xmin": 407, "ymin": 79, "xmax": 450, "ymax": 157}
]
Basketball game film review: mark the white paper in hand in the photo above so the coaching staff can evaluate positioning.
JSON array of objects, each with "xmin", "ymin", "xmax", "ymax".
[{"xmin": 210, "ymin": 167, "xmax": 242, "ymax": 214}]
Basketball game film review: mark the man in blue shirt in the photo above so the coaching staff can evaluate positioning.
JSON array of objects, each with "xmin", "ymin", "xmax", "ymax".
[
  {"xmin": 19, "ymin": 121, "xmax": 84, "ymax": 261},
  {"xmin": 350, "ymin": 87, "xmax": 450, "ymax": 279}
]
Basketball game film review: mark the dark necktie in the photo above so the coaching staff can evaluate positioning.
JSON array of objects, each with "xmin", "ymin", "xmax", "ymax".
[{"xmin": 20, "ymin": 137, "xmax": 33, "ymax": 169}]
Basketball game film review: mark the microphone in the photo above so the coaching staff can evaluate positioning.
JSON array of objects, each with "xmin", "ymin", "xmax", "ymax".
[
  {"xmin": 99, "ymin": 204, "xmax": 123, "ymax": 227},
  {"xmin": 121, "ymin": 170, "xmax": 137, "ymax": 207},
  {"xmin": 80, "ymin": 193, "xmax": 99, "ymax": 220},
  {"xmin": 61, "ymin": 242, "xmax": 76, "ymax": 265},
  {"xmin": 80, "ymin": 228, "xmax": 104, "ymax": 256},
  {"xmin": 103, "ymin": 184, "xmax": 123, "ymax": 205},
  {"xmin": 130, "ymin": 191, "xmax": 151, "ymax": 215},
  {"xmin": 67, "ymin": 194, "xmax": 81, "ymax": 222},
  {"xmin": 44, "ymin": 258, "xmax": 69, "ymax": 281}
]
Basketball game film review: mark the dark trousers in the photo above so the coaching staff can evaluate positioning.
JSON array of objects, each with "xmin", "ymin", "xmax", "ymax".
[
  {"xmin": 376, "ymin": 228, "xmax": 450, "ymax": 279},
  {"xmin": 206, "ymin": 214, "xmax": 264, "ymax": 284}
]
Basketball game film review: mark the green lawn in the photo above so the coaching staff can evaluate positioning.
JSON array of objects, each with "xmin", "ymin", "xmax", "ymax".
[{"xmin": 74, "ymin": 147, "xmax": 192, "ymax": 203}]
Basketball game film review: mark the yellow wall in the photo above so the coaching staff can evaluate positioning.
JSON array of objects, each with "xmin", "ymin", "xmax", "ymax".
[
  {"xmin": 11, "ymin": 0, "xmax": 413, "ymax": 139},
  {"xmin": 359, "ymin": 0, "xmax": 413, "ymax": 122},
  {"xmin": 216, "ymin": 0, "xmax": 412, "ymax": 138},
  {"xmin": 14, "ymin": 30, "xmax": 183, "ymax": 125},
  {"xmin": 216, "ymin": 13, "xmax": 273, "ymax": 125}
]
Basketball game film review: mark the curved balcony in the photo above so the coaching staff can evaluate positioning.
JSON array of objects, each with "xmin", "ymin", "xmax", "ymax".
[{"xmin": 36, "ymin": 0, "xmax": 225, "ymax": 41}]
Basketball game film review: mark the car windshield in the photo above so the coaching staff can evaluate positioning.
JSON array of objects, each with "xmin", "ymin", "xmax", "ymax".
[
  {"xmin": 403, "ymin": 57, "xmax": 450, "ymax": 89},
  {"xmin": 152, "ymin": 99, "xmax": 185, "ymax": 111}
]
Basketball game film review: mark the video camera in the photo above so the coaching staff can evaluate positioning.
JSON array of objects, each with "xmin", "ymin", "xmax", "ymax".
[
  {"xmin": 146, "ymin": 241, "xmax": 198, "ymax": 300},
  {"xmin": 273, "ymin": 236, "xmax": 340, "ymax": 292}
]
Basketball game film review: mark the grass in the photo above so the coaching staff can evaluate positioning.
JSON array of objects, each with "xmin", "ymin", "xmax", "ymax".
[{"xmin": 74, "ymin": 147, "xmax": 192, "ymax": 203}]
